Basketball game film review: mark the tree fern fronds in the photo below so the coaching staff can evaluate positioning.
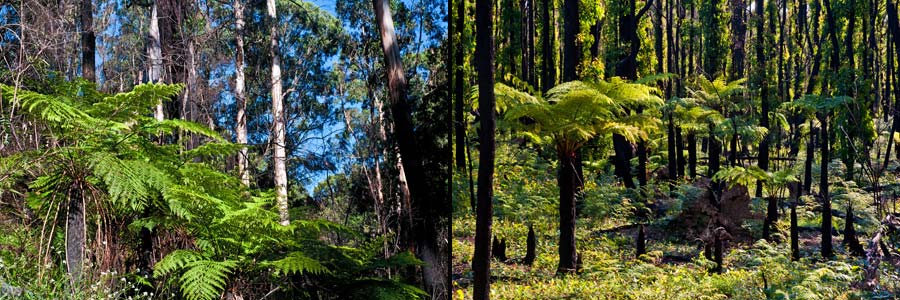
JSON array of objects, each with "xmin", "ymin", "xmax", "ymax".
[
  {"xmin": 182, "ymin": 143, "xmax": 243, "ymax": 160},
  {"xmin": 344, "ymin": 278, "xmax": 428, "ymax": 300},
  {"xmin": 93, "ymin": 83, "xmax": 183, "ymax": 121},
  {"xmin": 153, "ymin": 249, "xmax": 204, "ymax": 278},
  {"xmin": 368, "ymin": 251, "xmax": 423, "ymax": 270},
  {"xmin": 263, "ymin": 251, "xmax": 329, "ymax": 276},
  {"xmin": 89, "ymin": 153, "xmax": 171, "ymax": 211},
  {"xmin": 178, "ymin": 260, "xmax": 236, "ymax": 300},
  {"xmin": 636, "ymin": 72, "xmax": 677, "ymax": 85},
  {"xmin": 468, "ymin": 82, "xmax": 541, "ymax": 112},
  {"xmin": 1, "ymin": 84, "xmax": 96, "ymax": 126},
  {"xmin": 152, "ymin": 119, "xmax": 226, "ymax": 143}
]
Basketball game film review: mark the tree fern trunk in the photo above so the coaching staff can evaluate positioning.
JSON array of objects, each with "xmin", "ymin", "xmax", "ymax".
[
  {"xmin": 80, "ymin": 0, "xmax": 95, "ymax": 83},
  {"xmin": 65, "ymin": 181, "xmax": 85, "ymax": 283}
]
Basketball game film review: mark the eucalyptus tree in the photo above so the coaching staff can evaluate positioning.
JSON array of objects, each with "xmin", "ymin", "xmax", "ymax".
[
  {"xmin": 501, "ymin": 78, "xmax": 662, "ymax": 273},
  {"xmin": 473, "ymin": 0, "xmax": 496, "ymax": 296}
]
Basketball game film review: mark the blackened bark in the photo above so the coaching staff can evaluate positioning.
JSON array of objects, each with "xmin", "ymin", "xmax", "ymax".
[
  {"xmin": 80, "ymin": 0, "xmax": 95, "ymax": 83},
  {"xmin": 688, "ymin": 132, "xmax": 697, "ymax": 178},
  {"xmin": 729, "ymin": 0, "xmax": 745, "ymax": 80},
  {"xmin": 804, "ymin": 122, "xmax": 814, "ymax": 194},
  {"xmin": 524, "ymin": 224, "xmax": 536, "ymax": 265},
  {"xmin": 755, "ymin": 0, "xmax": 769, "ymax": 198},
  {"xmin": 473, "ymin": 0, "xmax": 496, "ymax": 295},
  {"xmin": 763, "ymin": 196, "xmax": 778, "ymax": 241},
  {"xmin": 676, "ymin": 127, "xmax": 686, "ymax": 177},
  {"xmin": 820, "ymin": 113, "xmax": 833, "ymax": 259},
  {"xmin": 562, "ymin": 0, "xmax": 579, "ymax": 81},
  {"xmin": 843, "ymin": 204, "xmax": 865, "ymax": 257},
  {"xmin": 791, "ymin": 202, "xmax": 800, "ymax": 261},
  {"xmin": 668, "ymin": 115, "xmax": 677, "ymax": 181},
  {"xmin": 713, "ymin": 229, "xmax": 723, "ymax": 273},
  {"xmin": 541, "ymin": 0, "xmax": 556, "ymax": 92},
  {"xmin": 557, "ymin": 150, "xmax": 578, "ymax": 274},
  {"xmin": 455, "ymin": 0, "xmax": 466, "ymax": 170}
]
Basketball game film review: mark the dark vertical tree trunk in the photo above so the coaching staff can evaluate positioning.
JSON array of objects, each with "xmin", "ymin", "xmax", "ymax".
[
  {"xmin": 522, "ymin": 0, "xmax": 531, "ymax": 84},
  {"xmin": 755, "ymin": 0, "xmax": 769, "ymax": 198},
  {"xmin": 557, "ymin": 150, "xmax": 578, "ymax": 274},
  {"xmin": 728, "ymin": 0, "xmax": 744, "ymax": 82},
  {"xmin": 562, "ymin": 0, "xmax": 579, "ymax": 82},
  {"xmin": 676, "ymin": 127, "xmax": 685, "ymax": 177},
  {"xmin": 886, "ymin": 0, "xmax": 900, "ymax": 169},
  {"xmin": 843, "ymin": 204, "xmax": 865, "ymax": 257},
  {"xmin": 667, "ymin": 115, "xmax": 677, "ymax": 181},
  {"xmin": 524, "ymin": 224, "xmax": 536, "ymax": 265},
  {"xmin": 804, "ymin": 122, "xmax": 815, "ymax": 194},
  {"xmin": 791, "ymin": 201, "xmax": 800, "ymax": 261},
  {"xmin": 820, "ymin": 112, "xmax": 833, "ymax": 259},
  {"xmin": 763, "ymin": 196, "xmax": 778, "ymax": 241},
  {"xmin": 373, "ymin": 0, "xmax": 446, "ymax": 295},
  {"xmin": 688, "ymin": 132, "xmax": 697, "ymax": 178},
  {"xmin": 591, "ymin": 21, "xmax": 601, "ymax": 59},
  {"xmin": 80, "ymin": 0, "xmax": 95, "ymax": 83},
  {"xmin": 473, "ymin": 0, "xmax": 496, "ymax": 295},
  {"xmin": 455, "ymin": 0, "xmax": 467, "ymax": 171},
  {"xmin": 713, "ymin": 229, "xmax": 723, "ymax": 273},
  {"xmin": 613, "ymin": 0, "xmax": 652, "ymax": 189},
  {"xmin": 541, "ymin": 0, "xmax": 556, "ymax": 92},
  {"xmin": 821, "ymin": 0, "xmax": 840, "ymax": 260}
]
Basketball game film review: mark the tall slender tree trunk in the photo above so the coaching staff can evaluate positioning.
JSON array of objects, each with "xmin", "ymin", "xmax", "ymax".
[
  {"xmin": 234, "ymin": 0, "xmax": 250, "ymax": 187},
  {"xmin": 756, "ymin": 0, "xmax": 769, "ymax": 198},
  {"xmin": 373, "ymin": 0, "xmax": 447, "ymax": 296},
  {"xmin": 541, "ymin": 0, "xmax": 556, "ymax": 92},
  {"xmin": 267, "ymin": 0, "xmax": 289, "ymax": 226},
  {"xmin": 150, "ymin": 1, "xmax": 163, "ymax": 120},
  {"xmin": 562, "ymin": 0, "xmax": 579, "ymax": 82},
  {"xmin": 557, "ymin": 150, "xmax": 577, "ymax": 273},
  {"xmin": 67, "ymin": 0, "xmax": 94, "ymax": 283},
  {"xmin": 473, "ymin": 0, "xmax": 496, "ymax": 295},
  {"xmin": 81, "ymin": 0, "xmax": 95, "ymax": 82},
  {"xmin": 821, "ymin": 0, "xmax": 841, "ymax": 260}
]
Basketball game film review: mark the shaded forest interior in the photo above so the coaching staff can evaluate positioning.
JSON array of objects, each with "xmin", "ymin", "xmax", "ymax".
[{"xmin": 453, "ymin": 0, "xmax": 900, "ymax": 298}]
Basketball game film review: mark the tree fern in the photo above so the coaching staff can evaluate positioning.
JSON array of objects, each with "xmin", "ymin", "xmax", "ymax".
[
  {"xmin": 178, "ymin": 260, "xmax": 237, "ymax": 300},
  {"xmin": 263, "ymin": 251, "xmax": 329, "ymax": 275}
]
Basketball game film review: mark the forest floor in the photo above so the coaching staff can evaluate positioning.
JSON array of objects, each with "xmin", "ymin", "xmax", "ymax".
[{"xmin": 451, "ymin": 190, "xmax": 900, "ymax": 299}]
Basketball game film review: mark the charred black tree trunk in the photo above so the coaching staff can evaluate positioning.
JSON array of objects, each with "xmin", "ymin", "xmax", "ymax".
[
  {"xmin": 755, "ymin": 0, "xmax": 769, "ymax": 198},
  {"xmin": 763, "ymin": 196, "xmax": 778, "ymax": 241},
  {"xmin": 541, "ymin": 0, "xmax": 556, "ymax": 92},
  {"xmin": 688, "ymin": 132, "xmax": 697, "ymax": 178},
  {"xmin": 820, "ymin": 112, "xmax": 833, "ymax": 259},
  {"xmin": 804, "ymin": 121, "xmax": 815, "ymax": 194},
  {"xmin": 81, "ymin": 0, "xmax": 95, "ymax": 83},
  {"xmin": 612, "ymin": 0, "xmax": 652, "ymax": 188},
  {"xmin": 472, "ymin": 0, "xmax": 496, "ymax": 294},
  {"xmin": 524, "ymin": 224, "xmax": 536, "ymax": 265},
  {"xmin": 557, "ymin": 150, "xmax": 578, "ymax": 274},
  {"xmin": 843, "ymin": 204, "xmax": 865, "ymax": 257},
  {"xmin": 636, "ymin": 224, "xmax": 646, "ymax": 257},
  {"xmin": 791, "ymin": 202, "xmax": 800, "ymax": 261}
]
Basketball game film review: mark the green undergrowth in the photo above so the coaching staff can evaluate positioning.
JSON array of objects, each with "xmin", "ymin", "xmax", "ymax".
[{"xmin": 452, "ymin": 215, "xmax": 898, "ymax": 300}]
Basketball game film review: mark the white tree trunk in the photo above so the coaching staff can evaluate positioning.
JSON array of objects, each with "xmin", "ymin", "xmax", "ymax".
[
  {"xmin": 149, "ymin": 1, "xmax": 164, "ymax": 121},
  {"xmin": 268, "ymin": 0, "xmax": 289, "ymax": 226},
  {"xmin": 234, "ymin": 0, "xmax": 250, "ymax": 186}
]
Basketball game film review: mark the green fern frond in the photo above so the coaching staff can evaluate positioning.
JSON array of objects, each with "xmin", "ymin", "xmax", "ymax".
[
  {"xmin": 1, "ymin": 84, "xmax": 96, "ymax": 126},
  {"xmin": 345, "ymin": 279, "xmax": 428, "ymax": 300},
  {"xmin": 179, "ymin": 260, "xmax": 237, "ymax": 300},
  {"xmin": 93, "ymin": 83, "xmax": 183, "ymax": 120},
  {"xmin": 153, "ymin": 119, "xmax": 226, "ymax": 143},
  {"xmin": 89, "ymin": 152, "xmax": 172, "ymax": 211},
  {"xmin": 154, "ymin": 249, "xmax": 204, "ymax": 278},
  {"xmin": 263, "ymin": 251, "xmax": 329, "ymax": 276}
]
